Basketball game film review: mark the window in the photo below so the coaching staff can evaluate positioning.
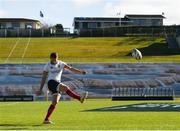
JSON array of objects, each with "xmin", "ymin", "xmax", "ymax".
[
  {"xmin": 133, "ymin": 19, "xmax": 151, "ymax": 26},
  {"xmin": 88, "ymin": 23, "xmax": 97, "ymax": 29},
  {"xmin": 152, "ymin": 19, "xmax": 162, "ymax": 26},
  {"xmin": 12, "ymin": 22, "xmax": 20, "ymax": 28},
  {"xmin": 75, "ymin": 22, "xmax": 79, "ymax": 29},
  {"xmin": 0, "ymin": 23, "xmax": 6, "ymax": 29},
  {"xmin": 103, "ymin": 22, "xmax": 115, "ymax": 27},
  {"xmin": 25, "ymin": 22, "xmax": 33, "ymax": 29},
  {"xmin": 83, "ymin": 22, "xmax": 88, "ymax": 29}
]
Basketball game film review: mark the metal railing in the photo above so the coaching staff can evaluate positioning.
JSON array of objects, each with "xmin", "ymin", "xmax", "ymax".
[
  {"xmin": 0, "ymin": 28, "xmax": 71, "ymax": 37},
  {"xmin": 112, "ymin": 87, "xmax": 174, "ymax": 97}
]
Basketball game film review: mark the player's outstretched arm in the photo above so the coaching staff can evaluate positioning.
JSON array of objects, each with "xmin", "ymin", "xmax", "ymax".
[
  {"xmin": 64, "ymin": 65, "xmax": 86, "ymax": 75},
  {"xmin": 36, "ymin": 71, "xmax": 48, "ymax": 96}
]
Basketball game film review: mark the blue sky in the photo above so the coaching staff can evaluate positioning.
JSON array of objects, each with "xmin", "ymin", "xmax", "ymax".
[{"xmin": 0, "ymin": 0, "xmax": 180, "ymax": 29}]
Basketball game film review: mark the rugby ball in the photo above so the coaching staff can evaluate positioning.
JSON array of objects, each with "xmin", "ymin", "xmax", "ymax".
[{"xmin": 131, "ymin": 48, "xmax": 142, "ymax": 60}]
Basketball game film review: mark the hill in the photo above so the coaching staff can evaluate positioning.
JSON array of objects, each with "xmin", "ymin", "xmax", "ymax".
[{"xmin": 0, "ymin": 37, "xmax": 179, "ymax": 63}]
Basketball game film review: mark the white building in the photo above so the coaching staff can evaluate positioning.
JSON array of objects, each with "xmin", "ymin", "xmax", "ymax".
[{"xmin": 0, "ymin": 18, "xmax": 42, "ymax": 29}]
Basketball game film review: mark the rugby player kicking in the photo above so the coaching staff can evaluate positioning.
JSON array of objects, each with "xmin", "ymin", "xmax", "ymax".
[{"xmin": 36, "ymin": 52, "xmax": 88, "ymax": 124}]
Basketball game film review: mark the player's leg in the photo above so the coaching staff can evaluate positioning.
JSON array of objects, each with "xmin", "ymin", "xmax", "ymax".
[
  {"xmin": 44, "ymin": 93, "xmax": 61, "ymax": 124},
  {"xmin": 43, "ymin": 80, "xmax": 61, "ymax": 124},
  {"xmin": 58, "ymin": 83, "xmax": 88, "ymax": 103}
]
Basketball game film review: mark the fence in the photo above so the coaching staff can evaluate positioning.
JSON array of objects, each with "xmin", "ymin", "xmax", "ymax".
[
  {"xmin": 1, "ymin": 26, "xmax": 179, "ymax": 37},
  {"xmin": 112, "ymin": 87, "xmax": 175, "ymax": 100},
  {"xmin": 79, "ymin": 25, "xmax": 180, "ymax": 37},
  {"xmin": 0, "ymin": 28, "xmax": 71, "ymax": 37}
]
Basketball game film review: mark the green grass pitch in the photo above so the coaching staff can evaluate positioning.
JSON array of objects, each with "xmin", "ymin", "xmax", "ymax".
[
  {"xmin": 0, "ymin": 37, "xmax": 180, "ymax": 63},
  {"xmin": 0, "ymin": 99, "xmax": 180, "ymax": 130}
]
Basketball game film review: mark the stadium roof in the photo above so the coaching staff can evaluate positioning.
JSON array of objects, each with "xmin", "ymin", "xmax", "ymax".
[
  {"xmin": 125, "ymin": 14, "xmax": 166, "ymax": 19},
  {"xmin": 0, "ymin": 18, "xmax": 40, "ymax": 22}
]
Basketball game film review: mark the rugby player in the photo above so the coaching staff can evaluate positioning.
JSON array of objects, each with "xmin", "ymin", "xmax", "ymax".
[{"xmin": 36, "ymin": 52, "xmax": 88, "ymax": 124}]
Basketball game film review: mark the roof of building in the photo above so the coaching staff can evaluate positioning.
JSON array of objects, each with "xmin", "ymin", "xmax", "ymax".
[
  {"xmin": 125, "ymin": 14, "xmax": 165, "ymax": 19},
  {"xmin": 74, "ymin": 14, "xmax": 165, "ymax": 22},
  {"xmin": 74, "ymin": 17, "xmax": 130, "ymax": 22},
  {"xmin": 0, "ymin": 18, "xmax": 40, "ymax": 22}
]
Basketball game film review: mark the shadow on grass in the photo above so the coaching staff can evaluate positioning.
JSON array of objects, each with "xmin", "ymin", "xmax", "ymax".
[
  {"xmin": 0, "ymin": 123, "xmax": 42, "ymax": 130},
  {"xmin": 138, "ymin": 42, "xmax": 180, "ymax": 56},
  {"xmin": 83, "ymin": 103, "xmax": 180, "ymax": 112},
  {"xmin": 116, "ymin": 41, "xmax": 180, "ymax": 57}
]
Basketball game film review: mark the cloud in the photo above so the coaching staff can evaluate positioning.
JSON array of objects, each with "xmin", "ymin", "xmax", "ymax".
[
  {"xmin": 103, "ymin": 0, "xmax": 180, "ymax": 25},
  {"xmin": 71, "ymin": 0, "xmax": 102, "ymax": 7}
]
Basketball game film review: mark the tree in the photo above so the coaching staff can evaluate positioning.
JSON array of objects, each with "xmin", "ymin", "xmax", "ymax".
[{"xmin": 55, "ymin": 24, "xmax": 63, "ymax": 32}]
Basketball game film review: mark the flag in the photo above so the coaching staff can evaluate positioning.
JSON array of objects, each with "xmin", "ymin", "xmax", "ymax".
[{"xmin": 40, "ymin": 11, "xmax": 44, "ymax": 17}]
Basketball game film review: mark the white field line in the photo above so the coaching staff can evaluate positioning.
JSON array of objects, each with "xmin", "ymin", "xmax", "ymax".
[
  {"xmin": 0, "ymin": 129, "xmax": 180, "ymax": 131},
  {"xmin": 21, "ymin": 37, "xmax": 31, "ymax": 63},
  {"xmin": 4, "ymin": 38, "xmax": 20, "ymax": 63}
]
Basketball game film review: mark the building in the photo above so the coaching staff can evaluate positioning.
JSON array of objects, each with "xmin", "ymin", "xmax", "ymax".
[
  {"xmin": 73, "ymin": 17, "xmax": 132, "ymax": 30},
  {"xmin": 124, "ymin": 14, "xmax": 165, "ymax": 26},
  {"xmin": 73, "ymin": 14, "xmax": 165, "ymax": 31},
  {"xmin": 0, "ymin": 18, "xmax": 42, "ymax": 29}
]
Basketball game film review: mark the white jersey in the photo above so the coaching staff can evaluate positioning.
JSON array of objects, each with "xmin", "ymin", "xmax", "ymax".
[{"xmin": 43, "ymin": 60, "xmax": 67, "ymax": 82}]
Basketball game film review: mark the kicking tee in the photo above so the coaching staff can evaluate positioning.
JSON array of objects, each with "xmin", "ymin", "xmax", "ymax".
[{"xmin": 43, "ymin": 60, "xmax": 67, "ymax": 82}]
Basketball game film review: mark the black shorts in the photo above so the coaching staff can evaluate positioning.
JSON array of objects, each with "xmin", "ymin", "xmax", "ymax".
[{"xmin": 48, "ymin": 80, "xmax": 61, "ymax": 95}]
